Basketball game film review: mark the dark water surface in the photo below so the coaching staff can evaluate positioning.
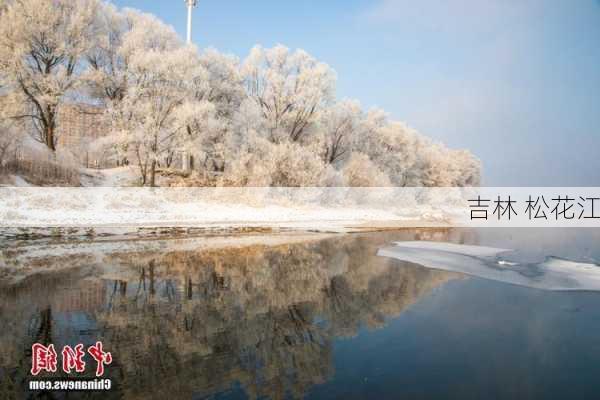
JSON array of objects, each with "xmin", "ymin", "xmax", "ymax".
[{"xmin": 1, "ymin": 228, "xmax": 600, "ymax": 399}]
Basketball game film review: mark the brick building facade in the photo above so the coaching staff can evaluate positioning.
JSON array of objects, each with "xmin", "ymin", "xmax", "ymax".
[{"xmin": 56, "ymin": 103, "xmax": 110, "ymax": 167}]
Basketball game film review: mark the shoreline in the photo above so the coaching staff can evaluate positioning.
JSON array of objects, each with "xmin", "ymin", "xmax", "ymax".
[{"xmin": 0, "ymin": 224, "xmax": 451, "ymax": 246}]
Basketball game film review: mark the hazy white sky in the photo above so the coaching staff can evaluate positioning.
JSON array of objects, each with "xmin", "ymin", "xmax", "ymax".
[{"xmin": 112, "ymin": 0, "xmax": 600, "ymax": 186}]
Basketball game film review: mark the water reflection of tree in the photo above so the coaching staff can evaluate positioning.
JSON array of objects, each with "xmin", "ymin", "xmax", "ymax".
[{"xmin": 0, "ymin": 229, "xmax": 467, "ymax": 399}]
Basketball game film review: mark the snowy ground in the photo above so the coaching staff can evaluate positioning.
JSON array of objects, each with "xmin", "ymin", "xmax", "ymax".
[
  {"xmin": 1, "ymin": 168, "xmax": 464, "ymax": 231},
  {"xmin": 79, "ymin": 166, "xmax": 139, "ymax": 187},
  {"xmin": 0, "ymin": 187, "xmax": 464, "ymax": 231},
  {"xmin": 2, "ymin": 168, "xmax": 598, "ymax": 230}
]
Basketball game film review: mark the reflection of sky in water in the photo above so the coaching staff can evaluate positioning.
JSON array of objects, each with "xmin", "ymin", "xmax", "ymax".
[
  {"xmin": 309, "ymin": 279, "xmax": 600, "ymax": 399},
  {"xmin": 53, "ymin": 311, "xmax": 99, "ymax": 346},
  {"xmin": 0, "ymin": 228, "xmax": 599, "ymax": 399}
]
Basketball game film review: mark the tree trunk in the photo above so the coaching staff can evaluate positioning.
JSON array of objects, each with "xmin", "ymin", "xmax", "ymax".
[
  {"xmin": 149, "ymin": 260, "xmax": 156, "ymax": 296},
  {"xmin": 136, "ymin": 148, "xmax": 147, "ymax": 185},
  {"xmin": 44, "ymin": 105, "xmax": 57, "ymax": 152},
  {"xmin": 150, "ymin": 159, "xmax": 157, "ymax": 187},
  {"xmin": 45, "ymin": 123, "xmax": 56, "ymax": 152}
]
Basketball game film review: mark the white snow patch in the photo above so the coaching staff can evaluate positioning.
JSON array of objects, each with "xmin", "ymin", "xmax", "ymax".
[{"xmin": 80, "ymin": 167, "xmax": 138, "ymax": 187}]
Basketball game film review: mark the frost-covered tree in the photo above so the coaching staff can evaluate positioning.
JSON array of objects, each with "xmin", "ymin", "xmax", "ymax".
[
  {"xmin": 0, "ymin": 0, "xmax": 98, "ymax": 151},
  {"xmin": 356, "ymin": 119, "xmax": 481, "ymax": 187},
  {"xmin": 340, "ymin": 153, "xmax": 391, "ymax": 187},
  {"xmin": 85, "ymin": 3, "xmax": 129, "ymax": 103},
  {"xmin": 197, "ymin": 49, "xmax": 245, "ymax": 119},
  {"xmin": 87, "ymin": 8, "xmax": 184, "ymax": 169},
  {"xmin": 222, "ymin": 136, "xmax": 335, "ymax": 187},
  {"xmin": 107, "ymin": 44, "xmax": 208, "ymax": 186},
  {"xmin": 419, "ymin": 148, "xmax": 481, "ymax": 187},
  {"xmin": 453, "ymin": 149, "xmax": 481, "ymax": 186},
  {"xmin": 173, "ymin": 100, "xmax": 222, "ymax": 173},
  {"xmin": 87, "ymin": 7, "xmax": 182, "ymax": 104},
  {"xmin": 359, "ymin": 121, "xmax": 421, "ymax": 186},
  {"xmin": 230, "ymin": 45, "xmax": 481, "ymax": 188},
  {"xmin": 317, "ymin": 100, "xmax": 364, "ymax": 165},
  {"xmin": 0, "ymin": 1, "xmax": 481, "ymax": 188},
  {"xmin": 88, "ymin": 8, "xmax": 214, "ymax": 186},
  {"xmin": 242, "ymin": 45, "xmax": 336, "ymax": 143},
  {"xmin": 0, "ymin": 118, "xmax": 22, "ymax": 167},
  {"xmin": 187, "ymin": 49, "xmax": 245, "ymax": 174}
]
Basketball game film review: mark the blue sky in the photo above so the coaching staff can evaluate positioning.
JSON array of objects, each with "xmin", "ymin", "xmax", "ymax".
[{"xmin": 111, "ymin": 0, "xmax": 600, "ymax": 186}]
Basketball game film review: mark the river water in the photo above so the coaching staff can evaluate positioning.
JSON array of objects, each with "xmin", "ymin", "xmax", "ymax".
[{"xmin": 1, "ymin": 228, "xmax": 599, "ymax": 399}]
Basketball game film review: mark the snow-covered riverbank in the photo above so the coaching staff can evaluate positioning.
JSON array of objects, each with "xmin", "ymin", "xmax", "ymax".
[
  {"xmin": 0, "ymin": 187, "xmax": 464, "ymax": 231},
  {"xmin": 3, "ymin": 186, "xmax": 600, "ymax": 230}
]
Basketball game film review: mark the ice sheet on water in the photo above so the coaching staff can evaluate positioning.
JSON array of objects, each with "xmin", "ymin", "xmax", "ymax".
[
  {"xmin": 391, "ymin": 241, "xmax": 512, "ymax": 257},
  {"xmin": 378, "ymin": 241, "xmax": 600, "ymax": 291}
]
